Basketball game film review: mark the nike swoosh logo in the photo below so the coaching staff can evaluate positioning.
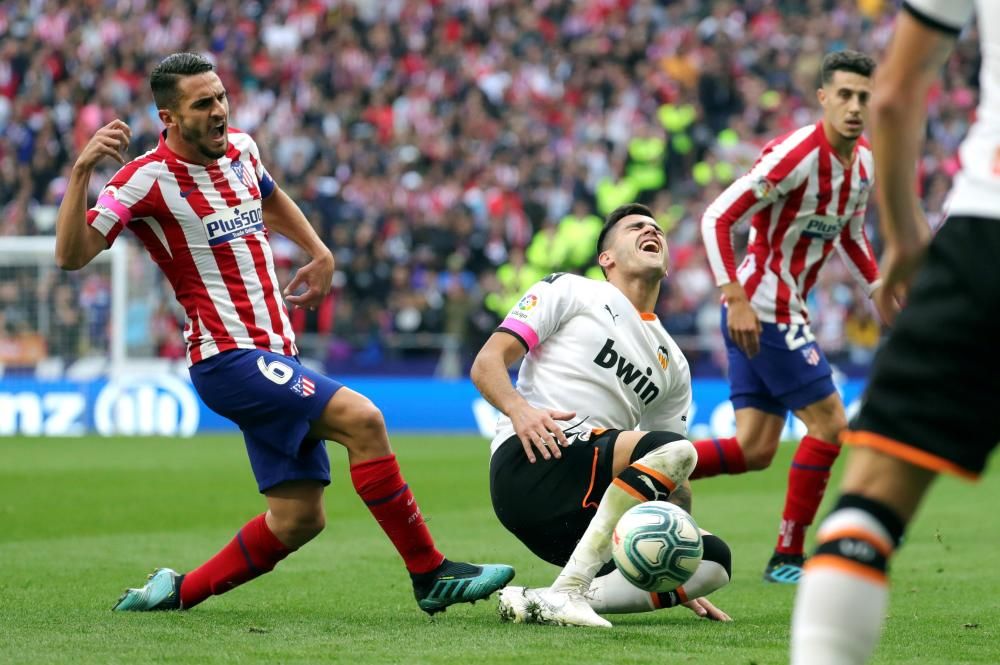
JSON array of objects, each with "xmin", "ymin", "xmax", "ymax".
[{"xmin": 179, "ymin": 187, "xmax": 197, "ymax": 198}]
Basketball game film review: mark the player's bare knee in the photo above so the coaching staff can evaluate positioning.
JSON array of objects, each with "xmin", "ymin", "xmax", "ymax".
[
  {"xmin": 353, "ymin": 402, "xmax": 386, "ymax": 437},
  {"xmin": 741, "ymin": 441, "xmax": 778, "ymax": 470},
  {"xmin": 273, "ymin": 510, "xmax": 325, "ymax": 546},
  {"xmin": 813, "ymin": 416, "xmax": 847, "ymax": 444},
  {"xmin": 293, "ymin": 514, "xmax": 326, "ymax": 542},
  {"xmin": 304, "ymin": 512, "xmax": 326, "ymax": 538},
  {"xmin": 800, "ymin": 400, "xmax": 848, "ymax": 443},
  {"xmin": 341, "ymin": 402, "xmax": 390, "ymax": 455}
]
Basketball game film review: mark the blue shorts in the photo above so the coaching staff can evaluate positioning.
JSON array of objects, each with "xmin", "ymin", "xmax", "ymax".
[
  {"xmin": 721, "ymin": 307, "xmax": 836, "ymax": 416},
  {"xmin": 189, "ymin": 348, "xmax": 342, "ymax": 492}
]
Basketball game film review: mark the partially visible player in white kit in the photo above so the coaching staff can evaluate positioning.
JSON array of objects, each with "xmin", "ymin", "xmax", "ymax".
[
  {"xmin": 472, "ymin": 204, "xmax": 733, "ymax": 628},
  {"xmin": 793, "ymin": 2, "xmax": 1000, "ymax": 663},
  {"xmin": 693, "ymin": 51, "xmax": 897, "ymax": 583},
  {"xmin": 54, "ymin": 52, "xmax": 512, "ymax": 615}
]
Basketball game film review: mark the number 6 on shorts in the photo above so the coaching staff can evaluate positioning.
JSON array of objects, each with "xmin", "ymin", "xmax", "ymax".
[{"xmin": 257, "ymin": 356, "xmax": 294, "ymax": 385}]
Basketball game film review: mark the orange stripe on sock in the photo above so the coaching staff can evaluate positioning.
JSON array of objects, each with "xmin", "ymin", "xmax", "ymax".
[
  {"xmin": 631, "ymin": 463, "xmax": 677, "ymax": 492},
  {"xmin": 817, "ymin": 527, "xmax": 894, "ymax": 558},
  {"xmin": 613, "ymin": 478, "xmax": 648, "ymax": 502},
  {"xmin": 649, "ymin": 592, "xmax": 663, "ymax": 609},
  {"xmin": 803, "ymin": 554, "xmax": 887, "ymax": 586},
  {"xmin": 675, "ymin": 586, "xmax": 688, "ymax": 603},
  {"xmin": 841, "ymin": 430, "xmax": 978, "ymax": 481}
]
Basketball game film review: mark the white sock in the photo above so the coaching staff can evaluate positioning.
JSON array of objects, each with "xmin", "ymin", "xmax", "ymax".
[
  {"xmin": 790, "ymin": 507, "xmax": 896, "ymax": 665},
  {"xmin": 586, "ymin": 569, "xmax": 655, "ymax": 613},
  {"xmin": 587, "ymin": 557, "xmax": 730, "ymax": 613},
  {"xmin": 551, "ymin": 439, "xmax": 696, "ymax": 594}
]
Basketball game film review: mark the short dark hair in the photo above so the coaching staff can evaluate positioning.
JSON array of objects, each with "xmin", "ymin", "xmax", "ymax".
[
  {"xmin": 150, "ymin": 53, "xmax": 215, "ymax": 110},
  {"xmin": 595, "ymin": 203, "xmax": 655, "ymax": 277},
  {"xmin": 820, "ymin": 50, "xmax": 875, "ymax": 85}
]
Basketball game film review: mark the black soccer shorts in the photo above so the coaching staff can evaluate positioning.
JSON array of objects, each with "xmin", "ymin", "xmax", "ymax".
[
  {"xmin": 844, "ymin": 216, "xmax": 1000, "ymax": 478},
  {"xmin": 490, "ymin": 429, "xmax": 621, "ymax": 569}
]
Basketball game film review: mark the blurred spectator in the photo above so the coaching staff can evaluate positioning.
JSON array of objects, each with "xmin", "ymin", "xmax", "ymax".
[
  {"xmin": 843, "ymin": 299, "xmax": 881, "ymax": 368},
  {"xmin": 0, "ymin": 0, "xmax": 980, "ymax": 376}
]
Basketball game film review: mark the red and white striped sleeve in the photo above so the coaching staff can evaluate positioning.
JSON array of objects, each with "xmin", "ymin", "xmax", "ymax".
[
  {"xmin": 86, "ymin": 156, "xmax": 161, "ymax": 245},
  {"xmin": 836, "ymin": 160, "xmax": 881, "ymax": 295},
  {"xmin": 701, "ymin": 126, "xmax": 817, "ymax": 286}
]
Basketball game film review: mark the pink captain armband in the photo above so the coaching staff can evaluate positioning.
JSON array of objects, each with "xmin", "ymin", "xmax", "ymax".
[
  {"xmin": 499, "ymin": 318, "xmax": 539, "ymax": 351},
  {"xmin": 96, "ymin": 194, "xmax": 132, "ymax": 226}
]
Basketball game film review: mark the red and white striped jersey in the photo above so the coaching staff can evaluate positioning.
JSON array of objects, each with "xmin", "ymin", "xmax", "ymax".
[
  {"xmin": 701, "ymin": 121, "xmax": 880, "ymax": 324},
  {"xmin": 87, "ymin": 129, "xmax": 297, "ymax": 365}
]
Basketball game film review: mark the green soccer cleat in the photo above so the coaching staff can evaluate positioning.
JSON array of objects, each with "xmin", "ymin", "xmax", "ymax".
[
  {"xmin": 112, "ymin": 568, "xmax": 183, "ymax": 611},
  {"xmin": 413, "ymin": 560, "xmax": 515, "ymax": 615},
  {"xmin": 763, "ymin": 553, "xmax": 805, "ymax": 584}
]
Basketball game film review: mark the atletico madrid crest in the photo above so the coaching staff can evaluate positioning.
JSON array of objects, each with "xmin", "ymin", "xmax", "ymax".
[
  {"xmin": 801, "ymin": 346, "xmax": 821, "ymax": 366},
  {"xmin": 291, "ymin": 375, "xmax": 316, "ymax": 398},
  {"xmin": 231, "ymin": 160, "xmax": 257, "ymax": 190}
]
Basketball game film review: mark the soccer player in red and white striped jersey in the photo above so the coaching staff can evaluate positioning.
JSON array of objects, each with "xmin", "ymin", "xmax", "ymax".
[
  {"xmin": 55, "ymin": 52, "xmax": 512, "ymax": 614},
  {"xmin": 87, "ymin": 123, "xmax": 294, "ymax": 365},
  {"xmin": 693, "ymin": 51, "xmax": 897, "ymax": 583}
]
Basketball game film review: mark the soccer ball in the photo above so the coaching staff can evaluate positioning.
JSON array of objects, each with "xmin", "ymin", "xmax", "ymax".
[{"xmin": 611, "ymin": 500, "xmax": 703, "ymax": 592}]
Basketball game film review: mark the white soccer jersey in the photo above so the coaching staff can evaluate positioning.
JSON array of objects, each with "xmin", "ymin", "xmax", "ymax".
[
  {"xmin": 702, "ymin": 121, "xmax": 880, "ymax": 325},
  {"xmin": 87, "ymin": 129, "xmax": 296, "ymax": 366},
  {"xmin": 904, "ymin": 0, "xmax": 1000, "ymax": 217},
  {"xmin": 489, "ymin": 274, "xmax": 691, "ymax": 456}
]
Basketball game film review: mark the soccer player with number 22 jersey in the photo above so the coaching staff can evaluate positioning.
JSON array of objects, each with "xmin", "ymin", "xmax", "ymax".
[{"xmin": 694, "ymin": 50, "xmax": 898, "ymax": 583}]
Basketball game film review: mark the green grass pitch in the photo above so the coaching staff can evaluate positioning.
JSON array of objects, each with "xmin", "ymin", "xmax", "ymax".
[{"xmin": 1, "ymin": 434, "xmax": 997, "ymax": 664}]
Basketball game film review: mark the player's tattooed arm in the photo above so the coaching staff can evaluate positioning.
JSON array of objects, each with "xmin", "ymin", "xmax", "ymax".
[{"xmin": 668, "ymin": 481, "xmax": 693, "ymax": 514}]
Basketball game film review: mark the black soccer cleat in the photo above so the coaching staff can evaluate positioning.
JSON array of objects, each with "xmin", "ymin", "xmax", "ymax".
[{"xmin": 412, "ymin": 559, "xmax": 515, "ymax": 615}]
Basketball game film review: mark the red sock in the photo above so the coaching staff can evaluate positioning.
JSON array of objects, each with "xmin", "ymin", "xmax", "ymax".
[
  {"xmin": 691, "ymin": 437, "xmax": 747, "ymax": 480},
  {"xmin": 776, "ymin": 435, "xmax": 841, "ymax": 555},
  {"xmin": 180, "ymin": 513, "xmax": 293, "ymax": 609},
  {"xmin": 350, "ymin": 454, "xmax": 444, "ymax": 574}
]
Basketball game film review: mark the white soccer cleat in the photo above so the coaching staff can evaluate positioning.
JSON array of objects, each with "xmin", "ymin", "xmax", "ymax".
[
  {"xmin": 533, "ymin": 587, "xmax": 613, "ymax": 628},
  {"xmin": 497, "ymin": 586, "xmax": 535, "ymax": 623}
]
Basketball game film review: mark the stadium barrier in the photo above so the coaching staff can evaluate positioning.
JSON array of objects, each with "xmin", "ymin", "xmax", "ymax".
[{"xmin": 0, "ymin": 375, "xmax": 865, "ymax": 439}]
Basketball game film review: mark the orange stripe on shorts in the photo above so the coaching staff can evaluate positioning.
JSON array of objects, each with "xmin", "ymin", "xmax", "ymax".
[{"xmin": 841, "ymin": 430, "xmax": 978, "ymax": 481}]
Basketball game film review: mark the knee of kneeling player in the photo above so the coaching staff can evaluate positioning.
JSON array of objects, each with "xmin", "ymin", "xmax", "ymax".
[
  {"xmin": 631, "ymin": 433, "xmax": 697, "ymax": 484},
  {"xmin": 698, "ymin": 533, "xmax": 733, "ymax": 592}
]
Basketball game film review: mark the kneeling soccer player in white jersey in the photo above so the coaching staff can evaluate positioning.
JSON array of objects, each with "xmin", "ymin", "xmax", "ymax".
[{"xmin": 471, "ymin": 203, "xmax": 733, "ymax": 628}]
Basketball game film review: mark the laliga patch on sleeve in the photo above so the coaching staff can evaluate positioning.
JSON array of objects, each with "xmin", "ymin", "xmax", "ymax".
[
  {"xmin": 751, "ymin": 176, "xmax": 778, "ymax": 202},
  {"xmin": 517, "ymin": 293, "xmax": 539, "ymax": 311}
]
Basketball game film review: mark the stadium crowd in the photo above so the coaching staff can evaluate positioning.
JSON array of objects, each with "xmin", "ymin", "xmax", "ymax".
[{"xmin": 0, "ymin": 0, "xmax": 980, "ymax": 375}]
